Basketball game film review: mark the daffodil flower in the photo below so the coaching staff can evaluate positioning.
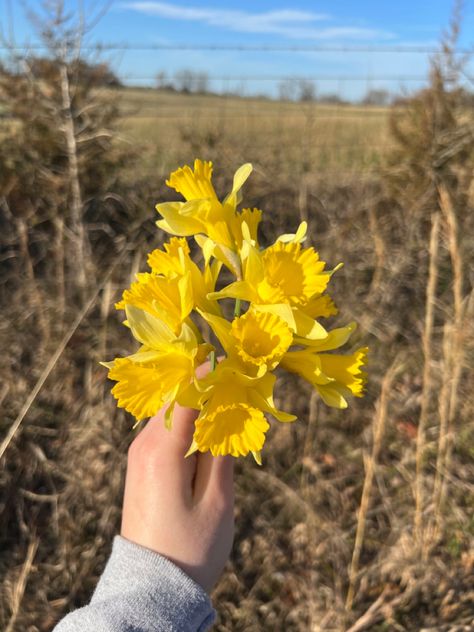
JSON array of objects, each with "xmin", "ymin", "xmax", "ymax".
[
  {"xmin": 116, "ymin": 237, "xmax": 222, "ymax": 326},
  {"xmin": 209, "ymin": 231, "xmax": 339, "ymax": 340},
  {"xmin": 281, "ymin": 322, "xmax": 368, "ymax": 408},
  {"xmin": 199, "ymin": 309, "xmax": 293, "ymax": 373},
  {"xmin": 155, "ymin": 159, "xmax": 254, "ymax": 275},
  {"xmin": 179, "ymin": 360, "xmax": 296, "ymax": 462},
  {"xmin": 103, "ymin": 305, "xmax": 212, "ymax": 427},
  {"xmin": 116, "ymin": 272, "xmax": 193, "ymax": 334},
  {"xmin": 147, "ymin": 236, "xmax": 222, "ymax": 315}
]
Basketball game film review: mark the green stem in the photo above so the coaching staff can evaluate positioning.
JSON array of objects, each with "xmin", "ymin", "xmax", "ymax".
[
  {"xmin": 234, "ymin": 298, "xmax": 242, "ymax": 318},
  {"xmin": 209, "ymin": 350, "xmax": 216, "ymax": 371}
]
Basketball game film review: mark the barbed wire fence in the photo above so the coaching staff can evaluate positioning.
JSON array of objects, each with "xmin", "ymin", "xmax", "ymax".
[{"xmin": 1, "ymin": 42, "xmax": 472, "ymax": 176}]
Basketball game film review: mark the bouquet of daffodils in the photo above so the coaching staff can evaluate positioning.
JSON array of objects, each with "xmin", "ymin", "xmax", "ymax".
[{"xmin": 103, "ymin": 160, "xmax": 367, "ymax": 463}]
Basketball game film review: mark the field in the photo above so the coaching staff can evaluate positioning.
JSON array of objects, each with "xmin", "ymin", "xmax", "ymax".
[
  {"xmin": 1, "ymin": 72, "xmax": 473, "ymax": 632},
  {"xmin": 118, "ymin": 88, "xmax": 391, "ymax": 177}
]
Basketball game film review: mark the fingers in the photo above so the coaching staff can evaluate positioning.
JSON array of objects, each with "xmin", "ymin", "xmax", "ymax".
[
  {"xmin": 193, "ymin": 452, "xmax": 234, "ymax": 507},
  {"xmin": 209, "ymin": 455, "xmax": 234, "ymax": 504},
  {"xmin": 135, "ymin": 358, "xmax": 220, "ymax": 456},
  {"xmin": 130, "ymin": 404, "xmax": 198, "ymax": 502},
  {"xmin": 137, "ymin": 403, "xmax": 197, "ymax": 456},
  {"xmin": 129, "ymin": 359, "xmax": 231, "ymax": 504},
  {"xmin": 192, "ymin": 452, "xmax": 213, "ymax": 503}
]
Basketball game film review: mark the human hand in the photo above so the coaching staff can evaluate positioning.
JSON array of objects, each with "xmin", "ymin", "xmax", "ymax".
[{"xmin": 120, "ymin": 400, "xmax": 235, "ymax": 593}]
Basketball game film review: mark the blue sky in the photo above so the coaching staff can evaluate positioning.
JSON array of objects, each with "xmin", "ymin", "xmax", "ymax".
[{"xmin": 2, "ymin": 0, "xmax": 473, "ymax": 100}]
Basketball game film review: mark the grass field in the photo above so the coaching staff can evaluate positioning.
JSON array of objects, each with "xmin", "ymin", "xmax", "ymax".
[
  {"xmin": 1, "ymin": 75, "xmax": 473, "ymax": 631},
  {"xmin": 116, "ymin": 88, "xmax": 392, "ymax": 178}
]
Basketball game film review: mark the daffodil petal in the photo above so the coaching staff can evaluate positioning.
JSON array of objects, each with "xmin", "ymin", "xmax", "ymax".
[
  {"xmin": 185, "ymin": 439, "xmax": 200, "ymax": 457},
  {"xmin": 295, "ymin": 322, "xmax": 357, "ymax": 351},
  {"xmin": 156, "ymin": 201, "xmax": 205, "ymax": 236},
  {"xmin": 224, "ymin": 162, "xmax": 253, "ymax": 207},
  {"xmin": 303, "ymin": 294, "xmax": 338, "ymax": 318},
  {"xmin": 208, "ymin": 280, "xmax": 256, "ymax": 303},
  {"xmin": 199, "ymin": 311, "xmax": 234, "ymax": 352},
  {"xmin": 316, "ymin": 385, "xmax": 349, "ymax": 408},
  {"xmin": 319, "ymin": 347, "xmax": 368, "ymax": 396},
  {"xmin": 252, "ymin": 303, "xmax": 297, "ymax": 333},
  {"xmin": 125, "ymin": 304, "xmax": 175, "ymax": 349},
  {"xmin": 243, "ymin": 242, "xmax": 265, "ymax": 287},
  {"xmin": 277, "ymin": 221, "xmax": 308, "ymax": 243},
  {"xmin": 293, "ymin": 309, "xmax": 328, "ymax": 340},
  {"xmin": 166, "ymin": 160, "xmax": 217, "ymax": 201}
]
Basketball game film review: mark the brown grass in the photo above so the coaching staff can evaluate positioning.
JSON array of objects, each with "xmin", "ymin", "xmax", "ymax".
[
  {"xmin": 1, "ymin": 79, "xmax": 473, "ymax": 632},
  {"xmin": 117, "ymin": 88, "xmax": 392, "ymax": 178},
  {"xmin": 414, "ymin": 212, "xmax": 440, "ymax": 550}
]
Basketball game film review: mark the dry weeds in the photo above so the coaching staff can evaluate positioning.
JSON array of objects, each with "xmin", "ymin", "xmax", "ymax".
[{"xmin": 1, "ymin": 39, "xmax": 474, "ymax": 632}]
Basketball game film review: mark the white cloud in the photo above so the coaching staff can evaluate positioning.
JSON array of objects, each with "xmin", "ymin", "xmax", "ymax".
[{"xmin": 121, "ymin": 2, "xmax": 394, "ymax": 41}]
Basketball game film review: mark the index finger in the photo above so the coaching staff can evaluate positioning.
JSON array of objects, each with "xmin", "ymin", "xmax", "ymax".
[{"xmin": 136, "ymin": 402, "xmax": 198, "ymax": 457}]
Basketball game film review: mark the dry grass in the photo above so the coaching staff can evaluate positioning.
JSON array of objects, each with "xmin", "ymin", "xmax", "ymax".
[
  {"xmin": 115, "ymin": 88, "xmax": 392, "ymax": 178},
  {"xmin": 1, "ymin": 82, "xmax": 473, "ymax": 632}
]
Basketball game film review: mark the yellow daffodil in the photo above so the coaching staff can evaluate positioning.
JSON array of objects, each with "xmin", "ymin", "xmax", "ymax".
[
  {"xmin": 146, "ymin": 236, "xmax": 222, "ymax": 315},
  {"xmin": 116, "ymin": 272, "xmax": 193, "ymax": 334},
  {"xmin": 200, "ymin": 309, "xmax": 293, "ymax": 373},
  {"xmin": 179, "ymin": 360, "xmax": 296, "ymax": 462},
  {"xmin": 194, "ymin": 403, "xmax": 269, "ymax": 459},
  {"xmin": 156, "ymin": 159, "xmax": 252, "ymax": 244},
  {"xmin": 230, "ymin": 207, "xmax": 262, "ymax": 249},
  {"xmin": 116, "ymin": 237, "xmax": 221, "ymax": 326},
  {"xmin": 104, "ymin": 305, "xmax": 212, "ymax": 427},
  {"xmin": 209, "ymin": 232, "xmax": 339, "ymax": 339},
  {"xmin": 281, "ymin": 342, "xmax": 368, "ymax": 408},
  {"xmin": 156, "ymin": 160, "xmax": 253, "ymax": 275},
  {"xmin": 146, "ymin": 236, "xmax": 190, "ymax": 276}
]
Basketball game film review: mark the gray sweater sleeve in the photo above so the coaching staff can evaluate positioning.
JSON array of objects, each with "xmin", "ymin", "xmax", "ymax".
[{"xmin": 53, "ymin": 536, "xmax": 215, "ymax": 632}]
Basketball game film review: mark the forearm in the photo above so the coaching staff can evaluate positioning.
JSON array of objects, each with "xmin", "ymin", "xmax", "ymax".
[{"xmin": 54, "ymin": 536, "xmax": 215, "ymax": 632}]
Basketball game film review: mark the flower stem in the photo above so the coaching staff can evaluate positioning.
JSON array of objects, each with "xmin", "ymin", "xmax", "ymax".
[
  {"xmin": 210, "ymin": 350, "xmax": 216, "ymax": 371},
  {"xmin": 234, "ymin": 298, "xmax": 241, "ymax": 318}
]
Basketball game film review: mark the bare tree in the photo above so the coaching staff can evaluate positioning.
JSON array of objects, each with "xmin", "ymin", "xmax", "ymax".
[
  {"xmin": 173, "ymin": 69, "xmax": 210, "ymax": 94},
  {"xmin": 362, "ymin": 88, "xmax": 391, "ymax": 106},
  {"xmin": 194, "ymin": 72, "xmax": 209, "ymax": 94},
  {"xmin": 0, "ymin": 1, "xmax": 119, "ymax": 305},
  {"xmin": 278, "ymin": 78, "xmax": 297, "ymax": 101},
  {"xmin": 155, "ymin": 70, "xmax": 169, "ymax": 90},
  {"xmin": 298, "ymin": 79, "xmax": 316, "ymax": 102}
]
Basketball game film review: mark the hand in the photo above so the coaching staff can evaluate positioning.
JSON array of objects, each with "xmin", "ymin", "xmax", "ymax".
[{"xmin": 120, "ymin": 401, "xmax": 235, "ymax": 593}]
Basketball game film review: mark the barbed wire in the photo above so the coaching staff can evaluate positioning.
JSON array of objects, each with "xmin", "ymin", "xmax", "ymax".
[
  {"xmin": 1, "ymin": 43, "xmax": 472, "ymax": 53},
  {"xmin": 120, "ymin": 74, "xmax": 430, "ymax": 82},
  {"xmin": 116, "ymin": 113, "xmax": 396, "ymax": 121}
]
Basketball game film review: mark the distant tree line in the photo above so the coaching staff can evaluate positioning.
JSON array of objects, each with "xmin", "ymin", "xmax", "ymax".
[{"xmin": 155, "ymin": 70, "xmax": 210, "ymax": 94}]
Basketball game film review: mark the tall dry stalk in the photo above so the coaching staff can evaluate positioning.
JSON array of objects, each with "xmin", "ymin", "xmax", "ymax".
[
  {"xmin": 431, "ymin": 321, "xmax": 454, "ymax": 537},
  {"xmin": 299, "ymin": 390, "xmax": 318, "ymax": 493},
  {"xmin": 298, "ymin": 174, "xmax": 309, "ymax": 225},
  {"xmin": 346, "ymin": 359, "xmax": 400, "ymax": 611},
  {"xmin": 15, "ymin": 216, "xmax": 49, "ymax": 345},
  {"xmin": 368, "ymin": 205, "xmax": 386, "ymax": 293},
  {"xmin": 59, "ymin": 61, "xmax": 87, "ymax": 299},
  {"xmin": 414, "ymin": 212, "xmax": 440, "ymax": 548},
  {"xmin": 0, "ymin": 0, "xmax": 123, "ymax": 309},
  {"xmin": 99, "ymin": 279, "xmax": 113, "ymax": 361},
  {"xmin": 433, "ymin": 185, "xmax": 465, "ymax": 531},
  {"xmin": 53, "ymin": 215, "xmax": 66, "ymax": 328},
  {"xmin": 5, "ymin": 537, "xmax": 39, "ymax": 632}
]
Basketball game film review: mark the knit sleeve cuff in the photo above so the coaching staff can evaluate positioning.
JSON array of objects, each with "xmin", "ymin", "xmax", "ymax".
[{"xmin": 91, "ymin": 535, "xmax": 215, "ymax": 631}]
